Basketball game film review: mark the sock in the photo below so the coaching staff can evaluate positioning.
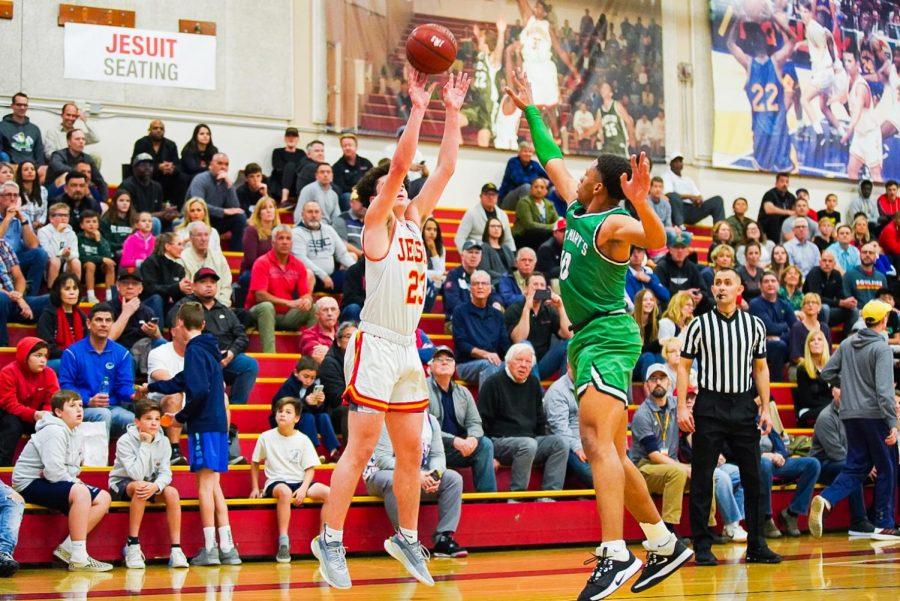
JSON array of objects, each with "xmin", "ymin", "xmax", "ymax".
[
  {"xmin": 127, "ymin": 536, "xmax": 140, "ymax": 547},
  {"xmin": 640, "ymin": 521, "xmax": 674, "ymax": 551},
  {"xmin": 218, "ymin": 526, "xmax": 234, "ymax": 552},
  {"xmin": 203, "ymin": 527, "xmax": 216, "ymax": 551},
  {"xmin": 70, "ymin": 540, "xmax": 88, "ymax": 564},
  {"xmin": 60, "ymin": 536, "xmax": 73, "ymax": 552},
  {"xmin": 278, "ymin": 534, "xmax": 289, "ymax": 547},
  {"xmin": 598, "ymin": 539, "xmax": 629, "ymax": 562},
  {"xmin": 322, "ymin": 524, "xmax": 343, "ymax": 544},
  {"xmin": 399, "ymin": 527, "xmax": 418, "ymax": 546}
]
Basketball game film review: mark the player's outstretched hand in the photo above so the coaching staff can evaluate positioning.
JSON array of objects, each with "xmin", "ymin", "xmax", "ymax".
[
  {"xmin": 620, "ymin": 152, "xmax": 652, "ymax": 204},
  {"xmin": 406, "ymin": 65, "xmax": 438, "ymax": 110},
  {"xmin": 442, "ymin": 71, "xmax": 471, "ymax": 112},
  {"xmin": 504, "ymin": 69, "xmax": 535, "ymax": 110}
]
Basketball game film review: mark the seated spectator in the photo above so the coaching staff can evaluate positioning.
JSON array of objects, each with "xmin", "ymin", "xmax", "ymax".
[
  {"xmin": 757, "ymin": 172, "xmax": 797, "ymax": 243},
  {"xmin": 270, "ymin": 356, "xmax": 340, "ymax": 462},
  {"xmin": 420, "ymin": 216, "xmax": 445, "ymax": 283},
  {"xmin": 843, "ymin": 242, "xmax": 888, "ymax": 306},
  {"xmin": 478, "ymin": 343, "xmax": 568, "ymax": 494},
  {"xmin": 339, "ymin": 259, "xmax": 365, "ymax": 323},
  {"xmin": 235, "ymin": 163, "xmax": 269, "ymax": 217},
  {"xmin": 778, "ymin": 265, "xmax": 804, "ymax": 312},
  {"xmin": 878, "ymin": 210, "xmax": 900, "ymax": 273},
  {"xmin": 131, "ymin": 119, "xmax": 183, "ymax": 205},
  {"xmin": 632, "ymin": 289, "xmax": 663, "ymax": 378},
  {"xmin": 505, "ymin": 272, "xmax": 571, "ymax": 379},
  {"xmin": 299, "ymin": 297, "xmax": 339, "ymax": 361},
  {"xmin": 645, "ymin": 177, "xmax": 690, "ymax": 254},
  {"xmin": 803, "ymin": 250, "xmax": 859, "ymax": 331},
  {"xmin": 0, "ymin": 164, "xmax": 9, "ymax": 183},
  {"xmin": 319, "ymin": 321, "xmax": 357, "ymax": 437},
  {"xmin": 247, "ymin": 225, "xmax": 315, "ymax": 354},
  {"xmin": 455, "ymin": 183, "xmax": 515, "ymax": 254},
  {"xmin": 735, "ymin": 221, "xmax": 773, "ymax": 267},
  {"xmin": 119, "ymin": 212, "xmax": 155, "ymax": 270},
  {"xmin": 37, "ymin": 202, "xmax": 81, "ymax": 288},
  {"xmin": 76, "ymin": 210, "xmax": 116, "ymax": 304},
  {"xmin": 331, "ymin": 134, "xmax": 373, "ymax": 209},
  {"xmin": 794, "ymin": 330, "xmax": 833, "ymax": 427},
  {"xmin": 179, "ymin": 222, "xmax": 233, "ymax": 307},
  {"xmin": 120, "ymin": 153, "xmax": 175, "ymax": 234},
  {"xmin": 737, "ymin": 241, "xmax": 764, "ymax": 301},
  {"xmin": 569, "ymin": 101, "xmax": 596, "ymax": 151},
  {"xmin": 291, "ymin": 201, "xmax": 356, "ymax": 292},
  {"xmin": 0, "ymin": 337, "xmax": 59, "ymax": 466},
  {"xmin": 789, "ymin": 293, "xmax": 830, "ymax": 364},
  {"xmin": 543, "ymin": 367, "xmax": 592, "ymax": 487},
  {"xmin": 176, "ymin": 197, "xmax": 222, "ymax": 251},
  {"xmin": 452, "ymin": 270, "xmax": 510, "ymax": 387},
  {"xmin": 654, "ymin": 238, "xmax": 709, "ymax": 314},
  {"xmin": 512, "ymin": 178, "xmax": 559, "ymax": 250},
  {"xmin": 443, "ymin": 240, "xmax": 484, "ymax": 320},
  {"xmin": 50, "ymin": 172, "xmax": 100, "ymax": 227},
  {"xmin": 46, "ymin": 130, "xmax": 108, "ymax": 200},
  {"xmin": 876, "ymin": 180, "xmax": 899, "ymax": 231},
  {"xmin": 289, "ymin": 140, "xmax": 328, "ymax": 199},
  {"xmin": 168, "ymin": 269, "xmax": 258, "ymax": 405},
  {"xmin": 109, "ymin": 269, "xmax": 163, "ymax": 357},
  {"xmin": 363, "ymin": 411, "xmax": 467, "ymax": 558},
  {"xmin": 179, "ymin": 124, "xmax": 217, "ymax": 184},
  {"xmin": 0, "ymin": 479, "xmax": 23, "ymax": 574},
  {"xmin": 294, "ymin": 162, "xmax": 340, "ymax": 226},
  {"xmin": 185, "ymin": 153, "xmax": 247, "ymax": 251},
  {"xmin": 44, "ymin": 103, "xmax": 99, "ymax": 162},
  {"xmin": 701, "ymin": 245, "xmax": 736, "ymax": 297},
  {"xmin": 0, "ymin": 93, "xmax": 45, "ymax": 170},
  {"xmin": 145, "ymin": 326, "xmax": 188, "ymax": 465},
  {"xmin": 426, "ymin": 345, "xmax": 497, "ymax": 493},
  {"xmin": 59, "ymin": 303, "xmax": 135, "ymax": 438},
  {"xmin": 0, "ymin": 237, "xmax": 49, "ymax": 347},
  {"xmin": 725, "ymin": 197, "xmax": 752, "ymax": 246},
  {"xmin": 498, "ymin": 142, "xmax": 550, "ymax": 209},
  {"xmin": 270, "ymin": 127, "xmax": 306, "ymax": 201},
  {"xmin": 780, "ymin": 198, "xmax": 819, "ymax": 243},
  {"xmin": 497, "ymin": 247, "xmax": 538, "ymax": 307},
  {"xmin": 0, "ymin": 181, "xmax": 48, "ymax": 295},
  {"xmin": 662, "ymin": 153, "xmax": 725, "ymax": 226},
  {"xmin": 101, "ymin": 189, "xmax": 136, "ymax": 258},
  {"xmin": 479, "ymin": 217, "xmax": 515, "ymax": 283},
  {"xmin": 707, "ymin": 221, "xmax": 736, "ymax": 258},
  {"xmin": 749, "ymin": 272, "xmax": 796, "ymax": 381},
  {"xmin": 238, "ymin": 196, "xmax": 280, "ymax": 305},
  {"xmin": 626, "ymin": 246, "xmax": 670, "ymax": 305},
  {"xmin": 813, "ymin": 217, "xmax": 836, "ymax": 252},
  {"xmin": 11, "ymin": 390, "xmax": 113, "ymax": 572},
  {"xmin": 536, "ymin": 218, "xmax": 565, "ymax": 287},
  {"xmin": 139, "ymin": 232, "xmax": 190, "ymax": 324},
  {"xmin": 657, "ymin": 290, "xmax": 694, "ymax": 345},
  {"xmin": 810, "ymin": 398, "xmax": 873, "ymax": 534},
  {"xmin": 15, "ymin": 159, "xmax": 48, "ymax": 228},
  {"xmin": 851, "ymin": 213, "xmax": 872, "ymax": 248},
  {"xmin": 877, "ymin": 287, "xmax": 900, "ymax": 344},
  {"xmin": 826, "ymin": 224, "xmax": 860, "ymax": 275},
  {"xmin": 769, "ymin": 244, "xmax": 790, "ymax": 281},
  {"xmin": 784, "ymin": 217, "xmax": 821, "ymax": 276},
  {"xmin": 334, "ymin": 191, "xmax": 367, "ymax": 260},
  {"xmin": 36, "ymin": 273, "xmax": 87, "ymax": 370}
]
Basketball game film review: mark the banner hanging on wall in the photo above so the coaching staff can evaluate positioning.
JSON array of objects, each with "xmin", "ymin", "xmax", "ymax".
[
  {"xmin": 709, "ymin": 0, "xmax": 900, "ymax": 183},
  {"xmin": 64, "ymin": 23, "xmax": 216, "ymax": 90}
]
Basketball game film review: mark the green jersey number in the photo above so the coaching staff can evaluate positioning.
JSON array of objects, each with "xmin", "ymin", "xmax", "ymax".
[{"xmin": 560, "ymin": 251, "xmax": 572, "ymax": 280}]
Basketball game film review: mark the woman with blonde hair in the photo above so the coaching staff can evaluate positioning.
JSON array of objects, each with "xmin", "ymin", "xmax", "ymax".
[
  {"xmin": 788, "ymin": 292, "xmax": 830, "ymax": 363},
  {"xmin": 657, "ymin": 290, "xmax": 694, "ymax": 344},
  {"xmin": 176, "ymin": 197, "xmax": 221, "ymax": 251},
  {"xmin": 793, "ymin": 330, "xmax": 832, "ymax": 426},
  {"xmin": 236, "ymin": 196, "xmax": 281, "ymax": 306},
  {"xmin": 851, "ymin": 213, "xmax": 871, "ymax": 248},
  {"xmin": 632, "ymin": 289, "xmax": 662, "ymax": 378}
]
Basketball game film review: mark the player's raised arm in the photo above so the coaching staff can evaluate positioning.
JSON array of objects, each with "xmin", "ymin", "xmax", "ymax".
[
  {"xmin": 505, "ymin": 70, "xmax": 578, "ymax": 203},
  {"xmin": 599, "ymin": 153, "xmax": 666, "ymax": 250},
  {"xmin": 408, "ymin": 71, "xmax": 470, "ymax": 226}
]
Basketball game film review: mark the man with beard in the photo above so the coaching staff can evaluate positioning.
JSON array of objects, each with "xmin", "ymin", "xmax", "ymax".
[{"xmin": 844, "ymin": 242, "xmax": 888, "ymax": 307}]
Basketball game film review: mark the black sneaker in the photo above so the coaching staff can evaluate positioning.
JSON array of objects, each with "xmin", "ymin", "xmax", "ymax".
[
  {"xmin": 0, "ymin": 552, "xmax": 19, "ymax": 577},
  {"xmin": 848, "ymin": 519, "xmax": 876, "ymax": 538},
  {"xmin": 577, "ymin": 548, "xmax": 642, "ymax": 601},
  {"xmin": 432, "ymin": 533, "xmax": 468, "ymax": 558},
  {"xmin": 745, "ymin": 547, "xmax": 782, "ymax": 564},
  {"xmin": 694, "ymin": 548, "xmax": 718, "ymax": 567},
  {"xmin": 631, "ymin": 537, "xmax": 693, "ymax": 593},
  {"xmin": 170, "ymin": 446, "xmax": 187, "ymax": 466}
]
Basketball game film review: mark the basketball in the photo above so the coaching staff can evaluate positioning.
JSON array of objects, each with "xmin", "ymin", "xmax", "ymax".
[{"xmin": 406, "ymin": 23, "xmax": 458, "ymax": 74}]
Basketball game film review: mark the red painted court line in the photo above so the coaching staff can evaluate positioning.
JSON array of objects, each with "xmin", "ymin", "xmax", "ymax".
[{"xmin": 11, "ymin": 544, "xmax": 900, "ymax": 599}]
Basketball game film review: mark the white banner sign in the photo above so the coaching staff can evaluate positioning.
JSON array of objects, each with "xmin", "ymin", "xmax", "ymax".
[{"xmin": 64, "ymin": 23, "xmax": 216, "ymax": 90}]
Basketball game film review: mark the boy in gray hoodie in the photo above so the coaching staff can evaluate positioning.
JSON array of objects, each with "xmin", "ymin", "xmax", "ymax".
[
  {"xmin": 109, "ymin": 399, "xmax": 188, "ymax": 569},
  {"xmin": 11, "ymin": 390, "xmax": 112, "ymax": 571},
  {"xmin": 809, "ymin": 299, "xmax": 900, "ymax": 540},
  {"xmin": 37, "ymin": 202, "xmax": 81, "ymax": 288}
]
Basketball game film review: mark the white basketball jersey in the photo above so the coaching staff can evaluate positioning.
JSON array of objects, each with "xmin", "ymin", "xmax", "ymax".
[
  {"xmin": 806, "ymin": 20, "xmax": 833, "ymax": 73},
  {"xmin": 359, "ymin": 220, "xmax": 427, "ymax": 337},
  {"xmin": 520, "ymin": 16, "xmax": 552, "ymax": 63},
  {"xmin": 850, "ymin": 77, "xmax": 878, "ymax": 135}
]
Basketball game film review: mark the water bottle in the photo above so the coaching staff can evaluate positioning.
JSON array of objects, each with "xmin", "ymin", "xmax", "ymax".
[{"xmin": 99, "ymin": 376, "xmax": 110, "ymax": 396}]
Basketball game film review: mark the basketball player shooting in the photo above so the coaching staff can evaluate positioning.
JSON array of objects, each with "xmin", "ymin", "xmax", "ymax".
[
  {"xmin": 311, "ymin": 66, "xmax": 469, "ymax": 590},
  {"xmin": 506, "ymin": 71, "xmax": 693, "ymax": 601}
]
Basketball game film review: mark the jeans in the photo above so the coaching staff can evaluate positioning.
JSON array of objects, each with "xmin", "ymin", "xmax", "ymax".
[
  {"xmin": 339, "ymin": 303, "xmax": 362, "ymax": 323},
  {"xmin": 759, "ymin": 455, "xmax": 821, "ymax": 517},
  {"xmin": 667, "ymin": 193, "xmax": 726, "ymax": 226},
  {"xmin": 537, "ymin": 340, "xmax": 568, "ymax": 380},
  {"xmin": 455, "ymin": 360, "xmax": 504, "ymax": 389},
  {"xmin": 313, "ymin": 270, "xmax": 346, "ymax": 293},
  {"xmin": 765, "ymin": 338, "xmax": 789, "ymax": 381},
  {"xmin": 821, "ymin": 305, "xmax": 860, "ymax": 333},
  {"xmin": 0, "ymin": 293, "xmax": 51, "ymax": 346},
  {"xmin": 338, "ymin": 192, "xmax": 351, "ymax": 213},
  {"xmin": 366, "ymin": 468, "xmax": 463, "ymax": 534},
  {"xmin": 715, "ymin": 464, "xmax": 745, "ymax": 524},
  {"xmin": 443, "ymin": 436, "xmax": 497, "ymax": 492},
  {"xmin": 491, "ymin": 435, "xmax": 568, "ymax": 491},
  {"xmin": 249, "ymin": 302, "xmax": 315, "ymax": 354},
  {"xmin": 233, "ymin": 270, "xmax": 251, "ymax": 310},
  {"xmin": 821, "ymin": 418, "xmax": 896, "ymax": 528},
  {"xmin": 223, "ymin": 353, "xmax": 259, "ymax": 405},
  {"xmin": 0, "ymin": 481, "xmax": 24, "ymax": 556},
  {"xmin": 144, "ymin": 294, "xmax": 165, "ymax": 325},
  {"xmin": 817, "ymin": 458, "xmax": 867, "ymax": 523},
  {"xmin": 210, "ymin": 213, "xmax": 248, "ymax": 251},
  {"xmin": 83, "ymin": 405, "xmax": 135, "ymax": 438},
  {"xmin": 16, "ymin": 245, "xmax": 49, "ymax": 295},
  {"xmin": 151, "ymin": 216, "xmax": 162, "ymax": 236},
  {"xmin": 567, "ymin": 450, "xmax": 593, "ymax": 487},
  {"xmin": 298, "ymin": 412, "xmax": 340, "ymax": 452}
]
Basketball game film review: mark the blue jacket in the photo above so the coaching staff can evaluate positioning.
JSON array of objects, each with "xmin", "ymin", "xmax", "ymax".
[
  {"xmin": 625, "ymin": 267, "xmax": 671, "ymax": 305},
  {"xmin": 59, "ymin": 337, "xmax": 134, "ymax": 407},
  {"xmin": 148, "ymin": 333, "xmax": 227, "ymax": 434},
  {"xmin": 749, "ymin": 296, "xmax": 797, "ymax": 339},
  {"xmin": 498, "ymin": 156, "xmax": 548, "ymax": 199},
  {"xmin": 442, "ymin": 266, "xmax": 472, "ymax": 320},
  {"xmin": 496, "ymin": 273, "xmax": 525, "ymax": 307},
  {"xmin": 452, "ymin": 302, "xmax": 510, "ymax": 363}
]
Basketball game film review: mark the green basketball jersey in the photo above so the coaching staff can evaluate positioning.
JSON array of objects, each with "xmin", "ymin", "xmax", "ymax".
[
  {"xmin": 560, "ymin": 202, "xmax": 630, "ymax": 326},
  {"xmin": 599, "ymin": 101, "xmax": 627, "ymax": 155}
]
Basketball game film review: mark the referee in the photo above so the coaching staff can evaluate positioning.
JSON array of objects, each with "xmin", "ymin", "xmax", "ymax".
[{"xmin": 677, "ymin": 267, "xmax": 782, "ymax": 566}]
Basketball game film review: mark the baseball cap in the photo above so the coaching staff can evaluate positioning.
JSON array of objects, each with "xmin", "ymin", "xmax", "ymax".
[
  {"xmin": 553, "ymin": 218, "xmax": 566, "ymax": 232},
  {"xmin": 645, "ymin": 363, "xmax": 669, "ymax": 382},
  {"xmin": 668, "ymin": 150, "xmax": 684, "ymax": 163},
  {"xmin": 431, "ymin": 345, "xmax": 455, "ymax": 361},
  {"xmin": 862, "ymin": 299, "xmax": 892, "ymax": 324},
  {"xmin": 462, "ymin": 240, "xmax": 483, "ymax": 252},
  {"xmin": 284, "ymin": 127, "xmax": 299, "ymax": 137},
  {"xmin": 670, "ymin": 232, "xmax": 690, "ymax": 248},
  {"xmin": 132, "ymin": 152, "xmax": 153, "ymax": 166},
  {"xmin": 117, "ymin": 268, "xmax": 142, "ymax": 283},
  {"xmin": 481, "ymin": 182, "xmax": 498, "ymax": 194},
  {"xmin": 193, "ymin": 267, "xmax": 221, "ymax": 283}
]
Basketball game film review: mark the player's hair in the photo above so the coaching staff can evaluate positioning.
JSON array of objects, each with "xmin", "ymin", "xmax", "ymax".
[
  {"xmin": 294, "ymin": 355, "xmax": 318, "ymax": 373},
  {"xmin": 134, "ymin": 399, "xmax": 162, "ymax": 419},
  {"xmin": 175, "ymin": 301, "xmax": 205, "ymax": 331},
  {"xmin": 274, "ymin": 397, "xmax": 303, "ymax": 415},
  {"xmin": 593, "ymin": 154, "xmax": 631, "ymax": 201},
  {"xmin": 51, "ymin": 390, "xmax": 82, "ymax": 415},
  {"xmin": 354, "ymin": 160, "xmax": 409, "ymax": 208}
]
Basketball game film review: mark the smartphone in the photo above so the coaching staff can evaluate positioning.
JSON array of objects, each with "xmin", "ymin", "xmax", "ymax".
[
  {"xmin": 149, "ymin": 317, "xmax": 159, "ymax": 324},
  {"xmin": 313, "ymin": 384, "xmax": 324, "ymax": 395},
  {"xmin": 429, "ymin": 469, "xmax": 442, "ymax": 481},
  {"xmin": 534, "ymin": 289, "xmax": 552, "ymax": 301}
]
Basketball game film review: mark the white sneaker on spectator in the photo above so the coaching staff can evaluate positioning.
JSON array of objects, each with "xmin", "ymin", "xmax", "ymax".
[
  {"xmin": 168, "ymin": 547, "xmax": 189, "ymax": 568},
  {"xmin": 124, "ymin": 544, "xmax": 145, "ymax": 569},
  {"xmin": 86, "ymin": 290, "xmax": 99, "ymax": 304},
  {"xmin": 723, "ymin": 523, "xmax": 748, "ymax": 543}
]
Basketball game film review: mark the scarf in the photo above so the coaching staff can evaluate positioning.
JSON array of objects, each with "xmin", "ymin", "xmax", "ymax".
[{"xmin": 55, "ymin": 306, "xmax": 85, "ymax": 351}]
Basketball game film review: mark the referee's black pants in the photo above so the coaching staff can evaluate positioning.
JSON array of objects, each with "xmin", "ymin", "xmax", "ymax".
[{"xmin": 690, "ymin": 390, "xmax": 766, "ymax": 553}]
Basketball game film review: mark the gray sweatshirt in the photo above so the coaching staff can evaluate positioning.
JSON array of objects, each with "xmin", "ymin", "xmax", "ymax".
[
  {"xmin": 821, "ymin": 328, "xmax": 897, "ymax": 429},
  {"xmin": 291, "ymin": 222, "xmax": 356, "ymax": 279},
  {"xmin": 542, "ymin": 374, "xmax": 582, "ymax": 452},
  {"xmin": 810, "ymin": 402, "xmax": 846, "ymax": 462},
  {"xmin": 37, "ymin": 223, "xmax": 79, "ymax": 259},
  {"xmin": 109, "ymin": 424, "xmax": 173, "ymax": 492},
  {"xmin": 363, "ymin": 413, "xmax": 445, "ymax": 482},
  {"xmin": 11, "ymin": 414, "xmax": 83, "ymax": 491},
  {"xmin": 454, "ymin": 204, "xmax": 516, "ymax": 252},
  {"xmin": 185, "ymin": 171, "xmax": 240, "ymax": 218}
]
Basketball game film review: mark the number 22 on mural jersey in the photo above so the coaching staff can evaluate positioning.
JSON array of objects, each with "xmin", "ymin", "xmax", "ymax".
[
  {"xmin": 406, "ymin": 269, "xmax": 427, "ymax": 305},
  {"xmin": 750, "ymin": 82, "xmax": 779, "ymax": 112}
]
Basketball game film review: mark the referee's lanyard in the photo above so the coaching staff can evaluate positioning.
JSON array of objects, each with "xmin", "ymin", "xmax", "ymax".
[{"xmin": 655, "ymin": 411, "xmax": 671, "ymax": 455}]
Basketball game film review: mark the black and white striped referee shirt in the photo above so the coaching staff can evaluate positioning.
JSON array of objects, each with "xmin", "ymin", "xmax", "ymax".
[{"xmin": 682, "ymin": 309, "xmax": 767, "ymax": 394}]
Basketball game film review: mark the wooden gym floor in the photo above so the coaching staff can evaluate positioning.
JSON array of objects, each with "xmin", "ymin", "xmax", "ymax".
[{"xmin": 2, "ymin": 535, "xmax": 899, "ymax": 600}]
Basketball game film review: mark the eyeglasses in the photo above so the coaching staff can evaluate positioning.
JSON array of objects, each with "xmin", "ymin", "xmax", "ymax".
[
  {"xmin": 470, "ymin": 281, "xmax": 491, "ymax": 287},
  {"xmin": 647, "ymin": 375, "xmax": 668, "ymax": 382},
  {"xmin": 0, "ymin": 193, "xmax": 18, "ymax": 198},
  {"xmin": 50, "ymin": 213, "xmax": 70, "ymax": 218}
]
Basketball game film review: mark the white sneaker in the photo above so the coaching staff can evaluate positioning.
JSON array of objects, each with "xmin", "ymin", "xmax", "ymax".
[
  {"xmin": 69, "ymin": 556, "xmax": 114, "ymax": 572},
  {"xmin": 86, "ymin": 290, "xmax": 99, "ymax": 304},
  {"xmin": 723, "ymin": 523, "xmax": 748, "ymax": 543},
  {"xmin": 124, "ymin": 544, "xmax": 146, "ymax": 569},
  {"xmin": 168, "ymin": 547, "xmax": 189, "ymax": 568}
]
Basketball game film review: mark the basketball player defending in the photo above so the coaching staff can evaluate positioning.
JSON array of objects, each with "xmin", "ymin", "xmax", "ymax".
[
  {"xmin": 311, "ymin": 67, "xmax": 470, "ymax": 590},
  {"xmin": 507, "ymin": 72, "xmax": 692, "ymax": 601}
]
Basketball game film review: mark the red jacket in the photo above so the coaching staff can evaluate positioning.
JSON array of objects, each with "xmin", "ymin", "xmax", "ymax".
[
  {"xmin": 878, "ymin": 193, "xmax": 900, "ymax": 223},
  {"xmin": 879, "ymin": 221, "xmax": 900, "ymax": 256},
  {"xmin": 299, "ymin": 323, "xmax": 335, "ymax": 357},
  {"xmin": 0, "ymin": 337, "xmax": 60, "ymax": 423}
]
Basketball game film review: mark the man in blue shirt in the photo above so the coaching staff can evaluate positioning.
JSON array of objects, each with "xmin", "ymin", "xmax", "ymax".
[
  {"xmin": 626, "ymin": 247, "xmax": 671, "ymax": 306},
  {"xmin": 0, "ymin": 181, "xmax": 48, "ymax": 294},
  {"xmin": 59, "ymin": 303, "xmax": 135, "ymax": 438},
  {"xmin": 749, "ymin": 272, "xmax": 796, "ymax": 381},
  {"xmin": 498, "ymin": 142, "xmax": 549, "ymax": 210},
  {"xmin": 452, "ymin": 270, "xmax": 510, "ymax": 388}
]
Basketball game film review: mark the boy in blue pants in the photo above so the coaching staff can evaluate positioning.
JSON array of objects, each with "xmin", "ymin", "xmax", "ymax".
[{"xmin": 142, "ymin": 301, "xmax": 241, "ymax": 565}]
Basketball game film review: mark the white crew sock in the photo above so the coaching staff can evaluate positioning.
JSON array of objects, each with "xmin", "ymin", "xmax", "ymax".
[
  {"xmin": 598, "ymin": 539, "xmax": 629, "ymax": 562},
  {"xmin": 70, "ymin": 540, "xmax": 88, "ymax": 564},
  {"xmin": 640, "ymin": 520, "xmax": 675, "ymax": 552},
  {"xmin": 323, "ymin": 524, "xmax": 343, "ymax": 544},
  {"xmin": 399, "ymin": 527, "xmax": 418, "ymax": 546},
  {"xmin": 203, "ymin": 527, "xmax": 216, "ymax": 551},
  {"xmin": 218, "ymin": 526, "xmax": 234, "ymax": 552}
]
